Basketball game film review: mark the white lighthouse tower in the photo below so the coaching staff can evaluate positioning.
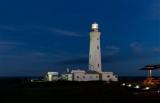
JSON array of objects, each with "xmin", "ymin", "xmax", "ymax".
[{"xmin": 89, "ymin": 22, "xmax": 102, "ymax": 72}]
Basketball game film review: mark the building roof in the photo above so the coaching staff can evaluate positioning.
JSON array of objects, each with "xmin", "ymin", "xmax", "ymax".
[
  {"xmin": 140, "ymin": 64, "xmax": 160, "ymax": 70},
  {"xmin": 71, "ymin": 69, "xmax": 86, "ymax": 73},
  {"xmin": 86, "ymin": 70, "xmax": 101, "ymax": 74}
]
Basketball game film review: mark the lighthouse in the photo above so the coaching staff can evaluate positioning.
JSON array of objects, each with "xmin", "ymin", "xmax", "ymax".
[
  {"xmin": 89, "ymin": 22, "xmax": 102, "ymax": 72},
  {"xmin": 45, "ymin": 22, "xmax": 118, "ymax": 82}
]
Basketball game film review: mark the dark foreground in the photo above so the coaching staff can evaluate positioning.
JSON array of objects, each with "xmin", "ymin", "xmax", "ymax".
[{"xmin": 0, "ymin": 77, "xmax": 160, "ymax": 103}]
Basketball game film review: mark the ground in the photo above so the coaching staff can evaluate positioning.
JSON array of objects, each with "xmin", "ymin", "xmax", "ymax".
[{"xmin": 0, "ymin": 78, "xmax": 159, "ymax": 103}]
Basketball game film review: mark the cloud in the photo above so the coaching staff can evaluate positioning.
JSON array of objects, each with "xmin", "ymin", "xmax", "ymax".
[
  {"xmin": 105, "ymin": 46, "xmax": 120, "ymax": 56},
  {"xmin": 33, "ymin": 25, "xmax": 81, "ymax": 37},
  {"xmin": 31, "ymin": 52, "xmax": 46, "ymax": 57},
  {"xmin": 51, "ymin": 28, "xmax": 81, "ymax": 37},
  {"xmin": 130, "ymin": 42, "xmax": 143, "ymax": 53},
  {"xmin": 0, "ymin": 24, "xmax": 81, "ymax": 37},
  {"xmin": 56, "ymin": 54, "xmax": 123, "ymax": 66},
  {"xmin": 0, "ymin": 25, "xmax": 18, "ymax": 32},
  {"xmin": 0, "ymin": 41, "xmax": 23, "ymax": 45},
  {"xmin": 152, "ymin": 47, "xmax": 160, "ymax": 53},
  {"xmin": 57, "ymin": 57, "xmax": 88, "ymax": 65},
  {"xmin": 0, "ymin": 41, "xmax": 24, "ymax": 50},
  {"xmin": 149, "ymin": 1, "xmax": 160, "ymax": 21},
  {"xmin": 56, "ymin": 46, "xmax": 120, "ymax": 65}
]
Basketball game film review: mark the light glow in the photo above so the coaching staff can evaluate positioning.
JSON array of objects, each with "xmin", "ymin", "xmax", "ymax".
[
  {"xmin": 144, "ymin": 87, "xmax": 150, "ymax": 90},
  {"xmin": 135, "ymin": 85, "xmax": 140, "ymax": 89},
  {"xmin": 121, "ymin": 83, "xmax": 125, "ymax": 86},
  {"xmin": 128, "ymin": 84, "xmax": 132, "ymax": 87}
]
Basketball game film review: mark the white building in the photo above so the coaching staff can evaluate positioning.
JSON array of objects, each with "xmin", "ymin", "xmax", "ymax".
[
  {"xmin": 61, "ymin": 73, "xmax": 73, "ymax": 81},
  {"xmin": 71, "ymin": 70, "xmax": 100, "ymax": 81},
  {"xmin": 45, "ymin": 72, "xmax": 59, "ymax": 81},
  {"xmin": 101, "ymin": 72, "xmax": 118, "ymax": 81},
  {"xmin": 68, "ymin": 70, "xmax": 118, "ymax": 82}
]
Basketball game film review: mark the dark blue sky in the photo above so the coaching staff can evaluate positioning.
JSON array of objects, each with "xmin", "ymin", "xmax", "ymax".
[{"xmin": 0, "ymin": 0, "xmax": 160, "ymax": 76}]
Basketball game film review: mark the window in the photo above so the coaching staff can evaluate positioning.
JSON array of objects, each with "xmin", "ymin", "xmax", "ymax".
[
  {"xmin": 107, "ymin": 75, "xmax": 110, "ymax": 78},
  {"xmin": 83, "ymin": 76, "xmax": 85, "ymax": 79},
  {"xmin": 97, "ymin": 46, "xmax": 99, "ymax": 49},
  {"xmin": 77, "ymin": 76, "xmax": 79, "ymax": 78},
  {"xmin": 98, "ymin": 64, "xmax": 99, "ymax": 68}
]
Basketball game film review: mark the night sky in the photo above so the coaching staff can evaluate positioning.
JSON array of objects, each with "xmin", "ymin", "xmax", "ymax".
[{"xmin": 0, "ymin": 0, "xmax": 160, "ymax": 76}]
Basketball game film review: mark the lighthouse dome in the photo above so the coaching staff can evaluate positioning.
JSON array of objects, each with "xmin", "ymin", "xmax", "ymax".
[{"xmin": 91, "ymin": 22, "xmax": 98, "ymax": 30}]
